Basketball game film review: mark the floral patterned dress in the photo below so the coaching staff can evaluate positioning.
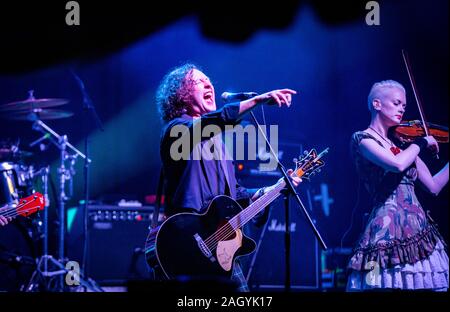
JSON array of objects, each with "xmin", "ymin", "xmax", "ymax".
[{"xmin": 346, "ymin": 131, "xmax": 449, "ymax": 291}]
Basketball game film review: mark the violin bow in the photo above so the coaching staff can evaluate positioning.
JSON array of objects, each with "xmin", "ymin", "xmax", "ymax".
[{"xmin": 401, "ymin": 49, "xmax": 439, "ymax": 159}]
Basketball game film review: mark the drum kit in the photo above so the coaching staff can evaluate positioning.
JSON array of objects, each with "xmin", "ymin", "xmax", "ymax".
[
  {"xmin": 0, "ymin": 90, "xmax": 69, "ymax": 207},
  {"xmin": 0, "ymin": 90, "xmax": 101, "ymax": 292}
]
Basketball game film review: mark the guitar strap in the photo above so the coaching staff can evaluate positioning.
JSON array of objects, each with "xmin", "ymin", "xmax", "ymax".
[
  {"xmin": 214, "ymin": 134, "xmax": 234, "ymax": 197},
  {"xmin": 151, "ymin": 166, "xmax": 164, "ymax": 229}
]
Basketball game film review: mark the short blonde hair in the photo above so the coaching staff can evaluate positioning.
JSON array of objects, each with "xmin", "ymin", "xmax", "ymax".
[{"xmin": 367, "ymin": 80, "xmax": 406, "ymax": 112}]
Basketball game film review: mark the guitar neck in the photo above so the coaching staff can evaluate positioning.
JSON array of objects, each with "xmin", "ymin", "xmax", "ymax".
[
  {"xmin": 0, "ymin": 204, "xmax": 20, "ymax": 218},
  {"xmin": 0, "ymin": 204, "xmax": 14, "ymax": 218},
  {"xmin": 229, "ymin": 179, "xmax": 287, "ymax": 230}
]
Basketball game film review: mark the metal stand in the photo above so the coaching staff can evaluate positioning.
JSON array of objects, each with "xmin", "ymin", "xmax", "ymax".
[
  {"xmin": 249, "ymin": 111, "xmax": 327, "ymax": 291},
  {"xmin": 24, "ymin": 255, "xmax": 103, "ymax": 292},
  {"xmin": 24, "ymin": 120, "xmax": 101, "ymax": 292},
  {"xmin": 283, "ymin": 192, "xmax": 291, "ymax": 291},
  {"xmin": 71, "ymin": 70, "xmax": 104, "ymax": 276}
]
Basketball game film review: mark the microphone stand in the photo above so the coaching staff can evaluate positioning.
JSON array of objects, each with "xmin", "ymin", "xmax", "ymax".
[
  {"xmin": 248, "ymin": 111, "xmax": 327, "ymax": 291},
  {"xmin": 71, "ymin": 70, "xmax": 104, "ymax": 278}
]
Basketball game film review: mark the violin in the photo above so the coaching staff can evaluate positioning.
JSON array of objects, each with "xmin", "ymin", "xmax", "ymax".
[
  {"xmin": 397, "ymin": 50, "xmax": 449, "ymax": 158},
  {"xmin": 392, "ymin": 120, "xmax": 449, "ymax": 144}
]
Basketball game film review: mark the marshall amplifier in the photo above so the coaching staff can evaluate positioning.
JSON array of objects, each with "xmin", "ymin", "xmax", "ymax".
[{"xmin": 66, "ymin": 204, "xmax": 164, "ymax": 285}]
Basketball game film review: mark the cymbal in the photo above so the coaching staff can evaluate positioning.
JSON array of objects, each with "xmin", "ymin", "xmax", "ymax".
[
  {"xmin": 1, "ymin": 109, "xmax": 74, "ymax": 121},
  {"xmin": 0, "ymin": 90, "xmax": 69, "ymax": 112}
]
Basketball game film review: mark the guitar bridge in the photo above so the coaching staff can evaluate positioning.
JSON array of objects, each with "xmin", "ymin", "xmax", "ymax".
[{"xmin": 194, "ymin": 233, "xmax": 216, "ymax": 263}]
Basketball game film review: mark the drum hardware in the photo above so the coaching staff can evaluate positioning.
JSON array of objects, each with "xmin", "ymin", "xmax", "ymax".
[
  {"xmin": 24, "ymin": 119, "xmax": 99, "ymax": 292},
  {"xmin": 0, "ymin": 162, "xmax": 28, "ymax": 207},
  {"xmin": 2, "ymin": 109, "xmax": 74, "ymax": 121},
  {"xmin": 0, "ymin": 138, "xmax": 34, "ymax": 163},
  {"xmin": 24, "ymin": 254, "xmax": 103, "ymax": 292},
  {"xmin": 0, "ymin": 90, "xmax": 69, "ymax": 112},
  {"xmin": 1, "ymin": 90, "xmax": 100, "ymax": 292},
  {"xmin": 0, "ymin": 90, "xmax": 73, "ymax": 121},
  {"xmin": 0, "ymin": 250, "xmax": 35, "ymax": 266}
]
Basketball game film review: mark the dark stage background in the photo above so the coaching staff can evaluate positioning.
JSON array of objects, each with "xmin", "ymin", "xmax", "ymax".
[{"xmin": 0, "ymin": 0, "xmax": 448, "ymax": 291}]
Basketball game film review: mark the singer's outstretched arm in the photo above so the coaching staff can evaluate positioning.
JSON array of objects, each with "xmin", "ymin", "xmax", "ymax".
[{"xmin": 237, "ymin": 88, "xmax": 297, "ymax": 116}]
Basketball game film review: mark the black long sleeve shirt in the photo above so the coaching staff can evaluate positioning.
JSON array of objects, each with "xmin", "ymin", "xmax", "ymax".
[{"xmin": 160, "ymin": 102, "xmax": 257, "ymax": 217}]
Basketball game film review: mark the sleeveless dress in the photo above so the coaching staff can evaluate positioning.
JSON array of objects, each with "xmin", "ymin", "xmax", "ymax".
[{"xmin": 346, "ymin": 131, "xmax": 449, "ymax": 291}]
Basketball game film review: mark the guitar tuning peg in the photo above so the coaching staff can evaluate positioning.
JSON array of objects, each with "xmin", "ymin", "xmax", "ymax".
[
  {"xmin": 317, "ymin": 169, "xmax": 321, "ymax": 173},
  {"xmin": 303, "ymin": 151, "xmax": 308, "ymax": 155},
  {"xmin": 293, "ymin": 158, "xmax": 298, "ymax": 163}
]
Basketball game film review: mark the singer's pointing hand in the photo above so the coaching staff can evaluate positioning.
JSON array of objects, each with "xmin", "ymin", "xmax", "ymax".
[{"xmin": 255, "ymin": 89, "xmax": 297, "ymax": 107}]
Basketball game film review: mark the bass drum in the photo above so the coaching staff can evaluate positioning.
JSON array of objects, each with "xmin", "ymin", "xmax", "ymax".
[{"xmin": 0, "ymin": 218, "xmax": 37, "ymax": 291}]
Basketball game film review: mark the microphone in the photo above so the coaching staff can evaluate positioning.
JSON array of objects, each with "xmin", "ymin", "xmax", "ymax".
[
  {"xmin": 70, "ymin": 68, "xmax": 105, "ymax": 131},
  {"xmin": 221, "ymin": 92, "xmax": 258, "ymax": 102},
  {"xmin": 70, "ymin": 69, "xmax": 92, "ymax": 109}
]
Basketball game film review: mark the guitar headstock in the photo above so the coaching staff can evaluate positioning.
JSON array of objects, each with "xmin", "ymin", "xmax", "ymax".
[
  {"xmin": 292, "ymin": 148, "xmax": 329, "ymax": 180},
  {"xmin": 16, "ymin": 192, "xmax": 45, "ymax": 217}
]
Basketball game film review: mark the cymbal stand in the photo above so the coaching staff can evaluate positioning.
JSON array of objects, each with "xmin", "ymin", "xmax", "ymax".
[
  {"xmin": 25, "ymin": 120, "xmax": 101, "ymax": 292},
  {"xmin": 31, "ymin": 166, "xmax": 50, "ymax": 273}
]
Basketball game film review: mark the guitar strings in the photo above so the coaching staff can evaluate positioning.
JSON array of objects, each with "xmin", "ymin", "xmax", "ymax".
[
  {"xmin": 203, "ymin": 168, "xmax": 301, "ymax": 249},
  {"xmin": 205, "ymin": 185, "xmax": 284, "ymax": 250},
  {"xmin": 0, "ymin": 198, "xmax": 37, "ymax": 215},
  {"xmin": 204, "ymin": 181, "xmax": 286, "ymax": 250},
  {"xmin": 203, "ymin": 182, "xmax": 285, "ymax": 246},
  {"xmin": 1, "ymin": 205, "xmax": 42, "ymax": 218},
  {"xmin": 0, "ymin": 198, "xmax": 40, "ymax": 218},
  {"xmin": 0, "ymin": 203, "xmax": 28, "ymax": 216},
  {"xmin": 203, "ymin": 162, "xmax": 307, "ymax": 250},
  {"xmin": 203, "ymin": 190, "xmax": 275, "ymax": 248}
]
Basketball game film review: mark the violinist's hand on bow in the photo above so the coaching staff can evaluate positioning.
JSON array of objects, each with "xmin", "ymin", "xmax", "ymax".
[
  {"xmin": 254, "ymin": 89, "xmax": 297, "ymax": 108},
  {"xmin": 424, "ymin": 135, "xmax": 439, "ymax": 154}
]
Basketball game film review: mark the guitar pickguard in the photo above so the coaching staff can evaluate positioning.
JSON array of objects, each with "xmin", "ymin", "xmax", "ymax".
[{"xmin": 216, "ymin": 229, "xmax": 243, "ymax": 271}]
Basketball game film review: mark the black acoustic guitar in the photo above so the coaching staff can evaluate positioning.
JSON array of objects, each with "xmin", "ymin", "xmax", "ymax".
[{"xmin": 155, "ymin": 148, "xmax": 328, "ymax": 280}]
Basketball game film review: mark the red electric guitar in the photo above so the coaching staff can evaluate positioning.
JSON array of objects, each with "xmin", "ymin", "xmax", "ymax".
[{"xmin": 0, "ymin": 192, "xmax": 45, "ymax": 221}]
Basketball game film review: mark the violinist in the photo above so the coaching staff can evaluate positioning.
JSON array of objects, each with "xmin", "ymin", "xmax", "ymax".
[{"xmin": 346, "ymin": 80, "xmax": 449, "ymax": 291}]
